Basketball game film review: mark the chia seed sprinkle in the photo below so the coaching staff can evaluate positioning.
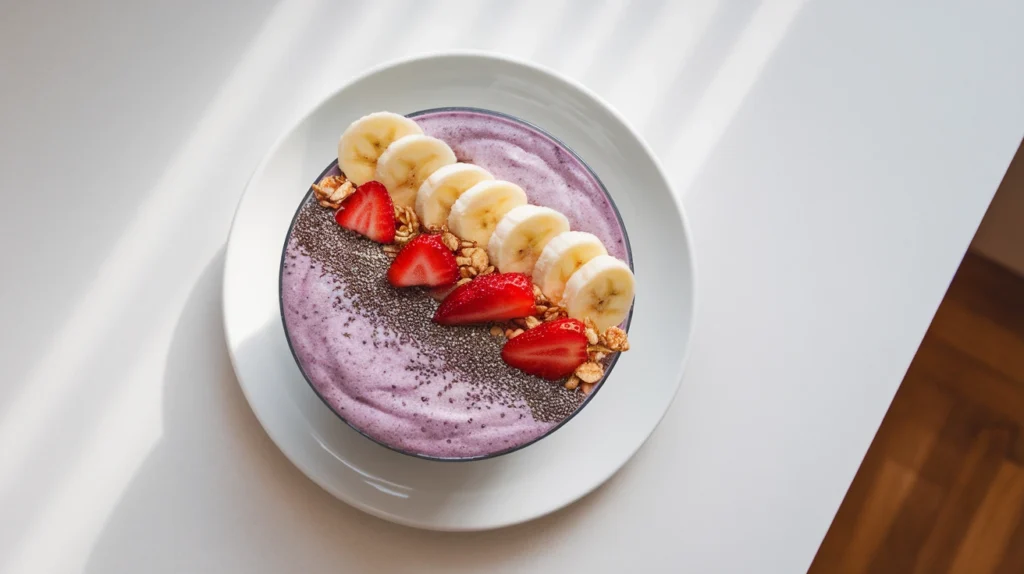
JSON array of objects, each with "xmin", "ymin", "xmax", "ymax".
[{"xmin": 285, "ymin": 195, "xmax": 586, "ymax": 422}]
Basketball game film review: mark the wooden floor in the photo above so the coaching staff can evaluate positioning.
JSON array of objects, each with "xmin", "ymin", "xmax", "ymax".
[{"xmin": 809, "ymin": 252, "xmax": 1024, "ymax": 573}]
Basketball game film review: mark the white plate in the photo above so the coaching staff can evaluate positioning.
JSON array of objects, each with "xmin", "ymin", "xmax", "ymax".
[{"xmin": 223, "ymin": 51, "xmax": 695, "ymax": 531}]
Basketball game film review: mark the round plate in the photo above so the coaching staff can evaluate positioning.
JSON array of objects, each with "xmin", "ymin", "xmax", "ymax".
[{"xmin": 223, "ymin": 51, "xmax": 695, "ymax": 531}]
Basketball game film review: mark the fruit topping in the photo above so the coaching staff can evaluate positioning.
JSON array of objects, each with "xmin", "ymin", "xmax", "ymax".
[
  {"xmin": 433, "ymin": 272, "xmax": 535, "ymax": 325},
  {"xmin": 446, "ymin": 180, "xmax": 528, "ymax": 246},
  {"xmin": 561, "ymin": 254, "xmax": 635, "ymax": 331},
  {"xmin": 322, "ymin": 111, "xmax": 636, "ymax": 392},
  {"xmin": 387, "ymin": 234, "xmax": 459, "ymax": 287},
  {"xmin": 338, "ymin": 112, "xmax": 423, "ymax": 186},
  {"xmin": 487, "ymin": 204, "xmax": 570, "ymax": 275},
  {"xmin": 375, "ymin": 134, "xmax": 456, "ymax": 209},
  {"xmin": 416, "ymin": 163, "xmax": 494, "ymax": 228},
  {"xmin": 533, "ymin": 231, "xmax": 608, "ymax": 303},
  {"xmin": 500, "ymin": 318, "xmax": 589, "ymax": 380},
  {"xmin": 334, "ymin": 181, "xmax": 396, "ymax": 243}
]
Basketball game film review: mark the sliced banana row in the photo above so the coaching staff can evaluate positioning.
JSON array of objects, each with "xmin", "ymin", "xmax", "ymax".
[
  {"xmin": 376, "ymin": 134, "xmax": 456, "ymax": 209},
  {"xmin": 338, "ymin": 111, "xmax": 634, "ymax": 329},
  {"xmin": 447, "ymin": 180, "xmax": 527, "ymax": 245},
  {"xmin": 338, "ymin": 112, "xmax": 423, "ymax": 187},
  {"xmin": 488, "ymin": 205, "xmax": 570, "ymax": 275},
  {"xmin": 561, "ymin": 254, "xmax": 635, "ymax": 331},
  {"xmin": 532, "ymin": 231, "xmax": 607, "ymax": 303},
  {"xmin": 517, "ymin": 226, "xmax": 632, "ymax": 331},
  {"xmin": 339, "ymin": 112, "xmax": 458, "ymax": 210},
  {"xmin": 416, "ymin": 163, "xmax": 494, "ymax": 228}
]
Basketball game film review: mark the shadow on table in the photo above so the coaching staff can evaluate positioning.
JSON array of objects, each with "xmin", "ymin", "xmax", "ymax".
[{"xmin": 83, "ymin": 250, "xmax": 623, "ymax": 573}]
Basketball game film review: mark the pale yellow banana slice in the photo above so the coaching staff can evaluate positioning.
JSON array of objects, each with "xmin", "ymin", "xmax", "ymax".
[
  {"xmin": 487, "ymin": 205, "xmax": 570, "ymax": 275},
  {"xmin": 337, "ymin": 111, "xmax": 423, "ymax": 186},
  {"xmin": 532, "ymin": 231, "xmax": 608, "ymax": 303},
  {"xmin": 415, "ymin": 163, "xmax": 494, "ymax": 228},
  {"xmin": 447, "ymin": 180, "xmax": 528, "ymax": 246},
  {"xmin": 562, "ymin": 255, "xmax": 635, "ymax": 331},
  {"xmin": 375, "ymin": 134, "xmax": 457, "ymax": 209}
]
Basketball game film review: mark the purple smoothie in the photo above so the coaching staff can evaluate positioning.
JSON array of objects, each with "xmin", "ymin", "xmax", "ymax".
[{"xmin": 281, "ymin": 108, "xmax": 630, "ymax": 459}]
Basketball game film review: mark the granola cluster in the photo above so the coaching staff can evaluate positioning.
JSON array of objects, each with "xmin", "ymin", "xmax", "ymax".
[
  {"xmin": 455, "ymin": 243, "xmax": 495, "ymax": 280},
  {"xmin": 312, "ymin": 174, "xmax": 354, "ymax": 209},
  {"xmin": 394, "ymin": 205, "xmax": 420, "ymax": 245},
  {"xmin": 568, "ymin": 320, "xmax": 629, "ymax": 394}
]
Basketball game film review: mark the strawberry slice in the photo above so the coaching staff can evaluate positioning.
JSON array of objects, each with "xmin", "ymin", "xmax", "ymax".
[
  {"xmin": 387, "ymin": 234, "xmax": 459, "ymax": 287},
  {"xmin": 334, "ymin": 181, "xmax": 396, "ymax": 243},
  {"xmin": 433, "ymin": 273, "xmax": 535, "ymax": 325},
  {"xmin": 500, "ymin": 318, "xmax": 589, "ymax": 380}
]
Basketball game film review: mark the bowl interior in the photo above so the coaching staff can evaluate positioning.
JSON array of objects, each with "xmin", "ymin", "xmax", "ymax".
[{"xmin": 279, "ymin": 106, "xmax": 635, "ymax": 462}]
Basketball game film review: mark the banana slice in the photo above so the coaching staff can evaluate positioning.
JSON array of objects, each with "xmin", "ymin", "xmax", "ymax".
[
  {"xmin": 562, "ymin": 255, "xmax": 635, "ymax": 331},
  {"xmin": 533, "ymin": 231, "xmax": 608, "ymax": 303},
  {"xmin": 375, "ymin": 134, "xmax": 457, "ymax": 209},
  {"xmin": 447, "ymin": 180, "xmax": 528, "ymax": 246},
  {"xmin": 415, "ymin": 163, "xmax": 494, "ymax": 228},
  {"xmin": 338, "ymin": 112, "xmax": 423, "ymax": 186},
  {"xmin": 488, "ymin": 205, "xmax": 571, "ymax": 275}
]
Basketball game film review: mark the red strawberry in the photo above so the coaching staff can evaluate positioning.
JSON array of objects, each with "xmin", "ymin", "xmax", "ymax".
[
  {"xmin": 433, "ymin": 273, "xmax": 535, "ymax": 325},
  {"xmin": 387, "ymin": 234, "xmax": 459, "ymax": 287},
  {"xmin": 500, "ymin": 318, "xmax": 589, "ymax": 380},
  {"xmin": 334, "ymin": 181, "xmax": 396, "ymax": 243}
]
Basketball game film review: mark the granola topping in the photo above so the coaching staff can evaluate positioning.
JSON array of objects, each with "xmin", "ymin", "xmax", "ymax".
[
  {"xmin": 394, "ymin": 205, "xmax": 420, "ymax": 246},
  {"xmin": 441, "ymin": 230, "xmax": 460, "ymax": 251},
  {"xmin": 574, "ymin": 361, "xmax": 604, "ymax": 384},
  {"xmin": 601, "ymin": 326, "xmax": 630, "ymax": 352},
  {"xmin": 307, "ymin": 169, "xmax": 631, "ymax": 396},
  {"xmin": 312, "ymin": 174, "xmax": 355, "ymax": 209}
]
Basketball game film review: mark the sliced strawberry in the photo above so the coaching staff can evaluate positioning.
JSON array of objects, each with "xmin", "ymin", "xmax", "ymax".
[
  {"xmin": 500, "ymin": 318, "xmax": 589, "ymax": 380},
  {"xmin": 433, "ymin": 273, "xmax": 535, "ymax": 325},
  {"xmin": 334, "ymin": 181, "xmax": 396, "ymax": 243},
  {"xmin": 387, "ymin": 234, "xmax": 459, "ymax": 287}
]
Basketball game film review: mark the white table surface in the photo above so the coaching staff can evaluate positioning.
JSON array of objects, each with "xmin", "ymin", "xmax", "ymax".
[{"xmin": 2, "ymin": 1, "xmax": 1023, "ymax": 572}]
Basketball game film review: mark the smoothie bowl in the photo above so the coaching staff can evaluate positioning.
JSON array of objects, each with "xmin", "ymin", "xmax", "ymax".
[{"xmin": 280, "ymin": 107, "xmax": 634, "ymax": 461}]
